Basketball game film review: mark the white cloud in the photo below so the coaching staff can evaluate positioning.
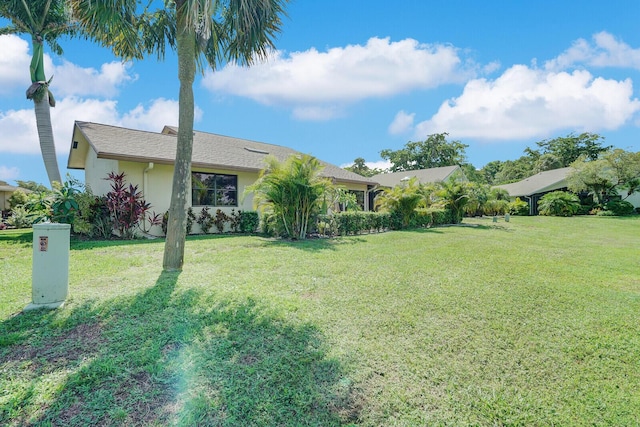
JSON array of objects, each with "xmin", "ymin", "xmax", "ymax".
[
  {"xmin": 52, "ymin": 60, "xmax": 136, "ymax": 98},
  {"xmin": 388, "ymin": 110, "xmax": 415, "ymax": 135},
  {"xmin": 0, "ymin": 165, "xmax": 20, "ymax": 181},
  {"xmin": 0, "ymin": 35, "xmax": 135, "ymax": 99},
  {"xmin": 0, "ymin": 97, "xmax": 191, "ymax": 155},
  {"xmin": 546, "ymin": 31, "xmax": 640, "ymax": 71},
  {"xmin": 0, "ymin": 35, "xmax": 31, "ymax": 93},
  {"xmin": 414, "ymin": 65, "xmax": 640, "ymax": 140},
  {"xmin": 203, "ymin": 37, "xmax": 474, "ymax": 120}
]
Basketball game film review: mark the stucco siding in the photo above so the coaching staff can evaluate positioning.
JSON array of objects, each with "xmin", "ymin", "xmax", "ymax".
[{"xmin": 85, "ymin": 150, "xmax": 118, "ymax": 196}]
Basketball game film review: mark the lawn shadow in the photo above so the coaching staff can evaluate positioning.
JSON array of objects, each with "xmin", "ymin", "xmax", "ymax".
[
  {"xmin": 0, "ymin": 229, "xmax": 33, "ymax": 247},
  {"xmin": 0, "ymin": 271, "xmax": 359, "ymax": 426},
  {"xmin": 262, "ymin": 235, "xmax": 369, "ymax": 252}
]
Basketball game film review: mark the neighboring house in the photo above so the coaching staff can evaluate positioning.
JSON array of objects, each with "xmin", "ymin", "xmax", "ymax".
[
  {"xmin": 370, "ymin": 165, "xmax": 467, "ymax": 208},
  {"xmin": 371, "ymin": 165, "xmax": 466, "ymax": 188},
  {"xmin": 495, "ymin": 166, "xmax": 640, "ymax": 215},
  {"xmin": 67, "ymin": 121, "xmax": 376, "ymax": 235},
  {"xmin": 0, "ymin": 181, "xmax": 29, "ymax": 217},
  {"xmin": 494, "ymin": 167, "xmax": 571, "ymax": 215}
]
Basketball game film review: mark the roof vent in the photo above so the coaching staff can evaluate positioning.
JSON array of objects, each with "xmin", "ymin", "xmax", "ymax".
[{"xmin": 244, "ymin": 147, "xmax": 269, "ymax": 155}]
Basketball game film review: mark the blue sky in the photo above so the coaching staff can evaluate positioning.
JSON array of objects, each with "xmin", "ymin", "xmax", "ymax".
[{"xmin": 1, "ymin": 0, "xmax": 640, "ymax": 186}]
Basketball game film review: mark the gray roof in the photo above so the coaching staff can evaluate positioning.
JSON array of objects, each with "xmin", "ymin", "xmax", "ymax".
[
  {"xmin": 495, "ymin": 167, "xmax": 571, "ymax": 197},
  {"xmin": 0, "ymin": 181, "xmax": 29, "ymax": 193},
  {"xmin": 68, "ymin": 122, "xmax": 374, "ymax": 186},
  {"xmin": 371, "ymin": 165, "xmax": 463, "ymax": 188}
]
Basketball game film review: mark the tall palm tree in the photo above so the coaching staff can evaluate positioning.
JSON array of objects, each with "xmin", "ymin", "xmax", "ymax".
[
  {"xmin": 148, "ymin": 0, "xmax": 289, "ymax": 270},
  {"xmin": 0, "ymin": 0, "xmax": 72, "ymax": 186},
  {"xmin": 0, "ymin": 0, "xmax": 139, "ymax": 188}
]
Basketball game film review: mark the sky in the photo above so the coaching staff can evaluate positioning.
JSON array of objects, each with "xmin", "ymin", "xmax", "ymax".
[{"xmin": 1, "ymin": 0, "xmax": 640, "ymax": 187}]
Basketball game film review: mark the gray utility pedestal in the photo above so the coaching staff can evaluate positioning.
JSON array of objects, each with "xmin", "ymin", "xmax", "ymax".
[{"xmin": 24, "ymin": 223, "xmax": 70, "ymax": 311}]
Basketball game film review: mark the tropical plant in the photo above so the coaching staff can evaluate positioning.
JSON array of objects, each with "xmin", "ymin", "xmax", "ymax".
[
  {"xmin": 247, "ymin": 154, "xmax": 333, "ymax": 240},
  {"xmin": 213, "ymin": 209, "xmax": 230, "ymax": 233},
  {"xmin": 508, "ymin": 197, "xmax": 530, "ymax": 216},
  {"xmin": 434, "ymin": 179, "xmax": 469, "ymax": 224},
  {"xmin": 7, "ymin": 206, "xmax": 33, "ymax": 229},
  {"xmin": 538, "ymin": 191, "xmax": 581, "ymax": 217},
  {"xmin": 104, "ymin": 172, "xmax": 161, "ymax": 238},
  {"xmin": 374, "ymin": 177, "xmax": 431, "ymax": 229},
  {"xmin": 464, "ymin": 182, "xmax": 489, "ymax": 217},
  {"xmin": 196, "ymin": 207, "xmax": 214, "ymax": 233}
]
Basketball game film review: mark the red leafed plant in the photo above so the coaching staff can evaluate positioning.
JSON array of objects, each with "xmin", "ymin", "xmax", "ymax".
[{"xmin": 104, "ymin": 172, "xmax": 161, "ymax": 238}]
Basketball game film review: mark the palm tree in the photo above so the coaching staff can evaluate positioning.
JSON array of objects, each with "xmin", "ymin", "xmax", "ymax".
[
  {"xmin": 246, "ymin": 154, "xmax": 332, "ymax": 240},
  {"xmin": 0, "ymin": 0, "xmax": 139, "ymax": 188},
  {"xmin": 374, "ymin": 177, "xmax": 428, "ymax": 229},
  {"xmin": 0, "ymin": 0, "xmax": 72, "ymax": 186},
  {"xmin": 155, "ymin": 0, "xmax": 289, "ymax": 270}
]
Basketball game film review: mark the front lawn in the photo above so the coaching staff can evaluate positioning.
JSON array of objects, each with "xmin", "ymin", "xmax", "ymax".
[{"xmin": 1, "ymin": 216, "xmax": 639, "ymax": 426}]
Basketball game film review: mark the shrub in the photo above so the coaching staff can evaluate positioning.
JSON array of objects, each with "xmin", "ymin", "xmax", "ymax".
[
  {"xmin": 508, "ymin": 197, "xmax": 529, "ymax": 216},
  {"xmin": 7, "ymin": 206, "xmax": 33, "ymax": 229},
  {"xmin": 74, "ymin": 194, "xmax": 112, "ymax": 238},
  {"xmin": 162, "ymin": 207, "xmax": 195, "ymax": 235},
  {"xmin": 213, "ymin": 209, "xmax": 230, "ymax": 233},
  {"xmin": 8, "ymin": 189, "xmax": 28, "ymax": 210},
  {"xmin": 238, "ymin": 211, "xmax": 259, "ymax": 233},
  {"xmin": 105, "ymin": 172, "xmax": 161, "ymax": 238},
  {"xmin": 196, "ymin": 207, "xmax": 215, "ymax": 234},
  {"xmin": 538, "ymin": 191, "xmax": 580, "ymax": 217},
  {"xmin": 604, "ymin": 200, "xmax": 635, "ymax": 216}
]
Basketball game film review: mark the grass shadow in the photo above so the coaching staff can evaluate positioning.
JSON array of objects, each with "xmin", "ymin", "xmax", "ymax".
[
  {"xmin": 0, "ymin": 229, "xmax": 32, "ymax": 247},
  {"xmin": 0, "ymin": 272, "xmax": 358, "ymax": 426}
]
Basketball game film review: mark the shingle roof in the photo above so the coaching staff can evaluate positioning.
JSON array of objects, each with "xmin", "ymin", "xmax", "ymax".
[
  {"xmin": 69, "ymin": 122, "xmax": 374, "ymax": 185},
  {"xmin": 0, "ymin": 181, "xmax": 29, "ymax": 193},
  {"xmin": 371, "ymin": 165, "xmax": 462, "ymax": 188},
  {"xmin": 494, "ymin": 167, "xmax": 571, "ymax": 196}
]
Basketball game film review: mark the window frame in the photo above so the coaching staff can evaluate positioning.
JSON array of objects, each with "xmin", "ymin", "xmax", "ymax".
[{"xmin": 191, "ymin": 172, "xmax": 238, "ymax": 207}]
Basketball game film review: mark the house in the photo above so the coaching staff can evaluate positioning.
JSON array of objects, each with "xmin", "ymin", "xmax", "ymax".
[
  {"xmin": 493, "ymin": 167, "xmax": 571, "ymax": 215},
  {"xmin": 369, "ymin": 165, "xmax": 467, "ymax": 208},
  {"xmin": 67, "ymin": 121, "xmax": 376, "ymax": 235},
  {"xmin": 0, "ymin": 181, "xmax": 29, "ymax": 217},
  {"xmin": 371, "ymin": 165, "xmax": 465, "ymax": 188}
]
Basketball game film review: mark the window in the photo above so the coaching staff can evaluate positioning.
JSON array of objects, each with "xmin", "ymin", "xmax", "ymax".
[{"xmin": 192, "ymin": 172, "xmax": 237, "ymax": 207}]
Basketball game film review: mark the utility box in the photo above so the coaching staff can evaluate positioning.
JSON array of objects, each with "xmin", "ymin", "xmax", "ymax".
[{"xmin": 25, "ymin": 223, "xmax": 70, "ymax": 311}]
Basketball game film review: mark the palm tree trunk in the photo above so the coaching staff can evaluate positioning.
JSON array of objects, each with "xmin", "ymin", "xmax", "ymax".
[
  {"xmin": 34, "ymin": 92, "xmax": 62, "ymax": 186},
  {"xmin": 163, "ymin": 7, "xmax": 196, "ymax": 271}
]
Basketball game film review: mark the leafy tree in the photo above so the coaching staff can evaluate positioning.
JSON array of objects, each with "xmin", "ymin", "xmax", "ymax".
[
  {"xmin": 567, "ymin": 149, "xmax": 640, "ymax": 205},
  {"xmin": 528, "ymin": 132, "xmax": 611, "ymax": 166},
  {"xmin": 479, "ymin": 160, "xmax": 504, "ymax": 185},
  {"xmin": 538, "ymin": 191, "xmax": 580, "ymax": 217},
  {"xmin": 464, "ymin": 182, "xmax": 489, "ymax": 217},
  {"xmin": 15, "ymin": 180, "xmax": 49, "ymax": 192},
  {"xmin": 344, "ymin": 157, "xmax": 385, "ymax": 177},
  {"xmin": 380, "ymin": 133, "xmax": 468, "ymax": 172},
  {"xmin": 247, "ymin": 154, "xmax": 332, "ymax": 240}
]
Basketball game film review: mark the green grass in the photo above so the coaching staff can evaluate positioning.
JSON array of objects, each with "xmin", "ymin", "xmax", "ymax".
[{"xmin": 1, "ymin": 216, "xmax": 639, "ymax": 426}]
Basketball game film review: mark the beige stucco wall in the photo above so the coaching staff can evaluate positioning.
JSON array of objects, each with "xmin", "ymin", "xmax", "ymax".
[
  {"xmin": 85, "ymin": 152, "xmax": 374, "ymax": 236},
  {"xmin": 84, "ymin": 149, "xmax": 118, "ymax": 196}
]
